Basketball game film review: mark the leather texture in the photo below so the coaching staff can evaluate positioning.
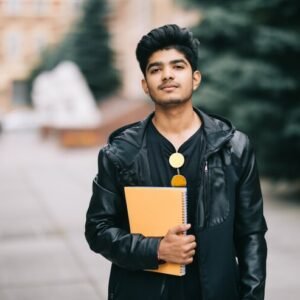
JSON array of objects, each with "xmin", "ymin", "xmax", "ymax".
[{"xmin": 85, "ymin": 108, "xmax": 268, "ymax": 300}]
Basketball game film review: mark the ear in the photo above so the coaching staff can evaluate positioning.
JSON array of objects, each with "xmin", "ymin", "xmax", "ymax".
[
  {"xmin": 192, "ymin": 70, "xmax": 201, "ymax": 91},
  {"xmin": 141, "ymin": 78, "xmax": 149, "ymax": 94}
]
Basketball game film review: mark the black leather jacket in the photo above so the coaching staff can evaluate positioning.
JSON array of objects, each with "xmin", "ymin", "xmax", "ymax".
[{"xmin": 85, "ymin": 108, "xmax": 268, "ymax": 300}]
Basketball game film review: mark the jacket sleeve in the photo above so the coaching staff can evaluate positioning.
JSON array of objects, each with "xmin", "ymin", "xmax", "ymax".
[
  {"xmin": 85, "ymin": 147, "xmax": 161, "ymax": 270},
  {"xmin": 234, "ymin": 135, "xmax": 268, "ymax": 300}
]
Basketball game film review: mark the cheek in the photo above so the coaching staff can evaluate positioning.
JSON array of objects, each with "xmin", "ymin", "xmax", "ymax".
[
  {"xmin": 179, "ymin": 73, "xmax": 193, "ymax": 84},
  {"xmin": 147, "ymin": 80, "xmax": 160, "ymax": 93},
  {"xmin": 184, "ymin": 77, "xmax": 195, "ymax": 91}
]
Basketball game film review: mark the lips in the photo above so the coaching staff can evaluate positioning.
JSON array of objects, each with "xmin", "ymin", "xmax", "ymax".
[{"xmin": 159, "ymin": 83, "xmax": 179, "ymax": 90}]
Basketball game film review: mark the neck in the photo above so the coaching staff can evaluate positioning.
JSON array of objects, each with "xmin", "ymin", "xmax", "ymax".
[{"xmin": 152, "ymin": 102, "xmax": 202, "ymax": 150}]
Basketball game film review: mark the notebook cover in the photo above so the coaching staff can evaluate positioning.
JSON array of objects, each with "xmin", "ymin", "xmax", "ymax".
[{"xmin": 124, "ymin": 186, "xmax": 187, "ymax": 276}]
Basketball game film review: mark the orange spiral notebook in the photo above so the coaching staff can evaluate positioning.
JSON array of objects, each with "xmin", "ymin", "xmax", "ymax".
[{"xmin": 124, "ymin": 186, "xmax": 187, "ymax": 276}]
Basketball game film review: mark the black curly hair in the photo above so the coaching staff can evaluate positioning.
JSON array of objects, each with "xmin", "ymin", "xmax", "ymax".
[{"xmin": 136, "ymin": 24, "xmax": 200, "ymax": 76}]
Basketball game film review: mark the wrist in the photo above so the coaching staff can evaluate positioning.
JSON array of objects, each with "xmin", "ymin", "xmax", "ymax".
[{"xmin": 157, "ymin": 238, "xmax": 166, "ymax": 264}]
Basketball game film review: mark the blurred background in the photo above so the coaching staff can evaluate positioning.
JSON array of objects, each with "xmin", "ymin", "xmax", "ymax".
[{"xmin": 0, "ymin": 0, "xmax": 299, "ymax": 299}]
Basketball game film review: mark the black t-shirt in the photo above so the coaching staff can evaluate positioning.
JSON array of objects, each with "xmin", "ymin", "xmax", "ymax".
[{"xmin": 146, "ymin": 117, "xmax": 206, "ymax": 300}]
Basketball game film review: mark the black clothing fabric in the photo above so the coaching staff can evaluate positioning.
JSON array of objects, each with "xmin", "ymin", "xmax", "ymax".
[
  {"xmin": 147, "ymin": 120, "xmax": 205, "ymax": 225},
  {"xmin": 146, "ymin": 119, "xmax": 206, "ymax": 299},
  {"xmin": 85, "ymin": 108, "xmax": 268, "ymax": 300}
]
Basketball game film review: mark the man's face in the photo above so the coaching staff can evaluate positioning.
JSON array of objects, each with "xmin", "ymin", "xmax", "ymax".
[{"xmin": 142, "ymin": 48, "xmax": 201, "ymax": 107}]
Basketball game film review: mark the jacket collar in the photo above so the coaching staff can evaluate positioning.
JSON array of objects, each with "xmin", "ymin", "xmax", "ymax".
[
  {"xmin": 197, "ymin": 109, "xmax": 235, "ymax": 155},
  {"xmin": 107, "ymin": 107, "xmax": 235, "ymax": 168}
]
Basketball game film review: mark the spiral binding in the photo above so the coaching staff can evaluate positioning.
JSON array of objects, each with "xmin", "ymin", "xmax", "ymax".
[
  {"xmin": 182, "ymin": 189, "xmax": 188, "ymax": 227},
  {"xmin": 180, "ymin": 189, "xmax": 188, "ymax": 275}
]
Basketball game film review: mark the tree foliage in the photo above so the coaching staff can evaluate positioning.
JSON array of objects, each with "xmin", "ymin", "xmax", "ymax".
[
  {"xmin": 28, "ymin": 0, "xmax": 119, "ymax": 102},
  {"xmin": 189, "ymin": 0, "xmax": 300, "ymax": 179}
]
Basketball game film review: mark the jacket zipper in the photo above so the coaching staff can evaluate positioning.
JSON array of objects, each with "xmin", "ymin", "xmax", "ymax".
[{"xmin": 203, "ymin": 160, "xmax": 209, "ymax": 226}]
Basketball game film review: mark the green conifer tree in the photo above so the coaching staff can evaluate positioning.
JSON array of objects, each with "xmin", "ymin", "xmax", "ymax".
[
  {"xmin": 70, "ymin": 0, "xmax": 120, "ymax": 99},
  {"xmin": 188, "ymin": 0, "xmax": 300, "ymax": 179}
]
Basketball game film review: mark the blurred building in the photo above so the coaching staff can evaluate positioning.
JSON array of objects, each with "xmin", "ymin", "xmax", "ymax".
[
  {"xmin": 0, "ymin": 0, "xmax": 200, "ymax": 112},
  {"xmin": 0, "ymin": 0, "xmax": 85, "ymax": 111}
]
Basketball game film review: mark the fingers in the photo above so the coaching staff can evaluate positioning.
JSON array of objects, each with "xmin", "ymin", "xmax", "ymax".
[
  {"xmin": 181, "ymin": 238, "xmax": 196, "ymax": 265},
  {"xmin": 183, "ymin": 241, "xmax": 197, "ymax": 252},
  {"xmin": 160, "ymin": 225, "xmax": 197, "ymax": 265},
  {"xmin": 188, "ymin": 249, "xmax": 196, "ymax": 258},
  {"xmin": 179, "ymin": 248, "xmax": 196, "ymax": 265},
  {"xmin": 184, "ymin": 234, "xmax": 196, "ymax": 243},
  {"xmin": 185, "ymin": 256, "xmax": 194, "ymax": 265},
  {"xmin": 168, "ymin": 223, "xmax": 191, "ymax": 235}
]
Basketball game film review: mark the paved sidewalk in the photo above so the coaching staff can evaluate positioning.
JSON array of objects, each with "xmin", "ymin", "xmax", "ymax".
[{"xmin": 0, "ymin": 131, "xmax": 299, "ymax": 300}]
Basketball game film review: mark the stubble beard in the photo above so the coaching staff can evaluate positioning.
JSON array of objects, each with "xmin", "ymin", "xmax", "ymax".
[{"xmin": 149, "ymin": 90, "xmax": 193, "ymax": 108}]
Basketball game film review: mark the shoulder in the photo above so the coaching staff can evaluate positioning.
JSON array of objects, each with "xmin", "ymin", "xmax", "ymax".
[
  {"xmin": 230, "ymin": 130, "xmax": 250, "ymax": 158},
  {"xmin": 99, "ymin": 112, "xmax": 154, "ymax": 168},
  {"xmin": 229, "ymin": 130, "xmax": 258, "ymax": 176}
]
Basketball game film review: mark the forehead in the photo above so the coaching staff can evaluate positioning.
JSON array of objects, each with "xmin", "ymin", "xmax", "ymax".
[{"xmin": 147, "ymin": 48, "xmax": 189, "ymax": 66}]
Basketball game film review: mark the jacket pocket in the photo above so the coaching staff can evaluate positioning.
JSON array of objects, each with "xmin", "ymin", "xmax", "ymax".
[{"xmin": 206, "ymin": 165, "xmax": 230, "ymax": 227}]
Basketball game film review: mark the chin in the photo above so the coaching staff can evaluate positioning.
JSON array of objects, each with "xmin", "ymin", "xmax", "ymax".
[{"xmin": 154, "ymin": 98, "xmax": 188, "ymax": 107}]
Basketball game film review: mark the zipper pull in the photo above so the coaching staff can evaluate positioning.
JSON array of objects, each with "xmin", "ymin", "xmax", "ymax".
[{"xmin": 204, "ymin": 161, "xmax": 208, "ymax": 172}]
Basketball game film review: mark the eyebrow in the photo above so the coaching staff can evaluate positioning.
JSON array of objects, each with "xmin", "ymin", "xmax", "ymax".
[{"xmin": 146, "ymin": 59, "xmax": 188, "ymax": 72}]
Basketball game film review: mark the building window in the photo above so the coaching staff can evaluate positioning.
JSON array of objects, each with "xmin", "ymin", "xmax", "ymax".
[
  {"xmin": 33, "ymin": 0, "xmax": 49, "ymax": 15},
  {"xmin": 5, "ymin": 30, "xmax": 22, "ymax": 60},
  {"xmin": 4, "ymin": 0, "xmax": 22, "ymax": 15}
]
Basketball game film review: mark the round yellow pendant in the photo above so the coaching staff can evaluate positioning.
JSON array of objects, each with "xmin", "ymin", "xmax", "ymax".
[
  {"xmin": 169, "ymin": 152, "xmax": 185, "ymax": 168},
  {"xmin": 171, "ymin": 174, "xmax": 187, "ymax": 187}
]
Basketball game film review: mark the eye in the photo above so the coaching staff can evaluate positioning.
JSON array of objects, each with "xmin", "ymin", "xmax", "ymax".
[
  {"xmin": 150, "ymin": 67, "xmax": 160, "ymax": 74},
  {"xmin": 174, "ymin": 64, "xmax": 185, "ymax": 70}
]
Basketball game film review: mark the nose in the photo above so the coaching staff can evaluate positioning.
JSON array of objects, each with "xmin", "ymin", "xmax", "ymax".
[{"xmin": 162, "ymin": 66, "xmax": 174, "ymax": 81}]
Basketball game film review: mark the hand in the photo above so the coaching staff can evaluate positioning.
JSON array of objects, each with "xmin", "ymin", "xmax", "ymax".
[{"xmin": 157, "ymin": 224, "xmax": 196, "ymax": 265}]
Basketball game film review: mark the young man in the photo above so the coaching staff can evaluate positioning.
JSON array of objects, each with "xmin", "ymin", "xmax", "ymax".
[{"xmin": 85, "ymin": 24, "xmax": 267, "ymax": 300}]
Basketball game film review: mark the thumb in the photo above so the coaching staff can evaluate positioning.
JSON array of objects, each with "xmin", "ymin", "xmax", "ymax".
[{"xmin": 169, "ymin": 224, "xmax": 191, "ymax": 234}]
